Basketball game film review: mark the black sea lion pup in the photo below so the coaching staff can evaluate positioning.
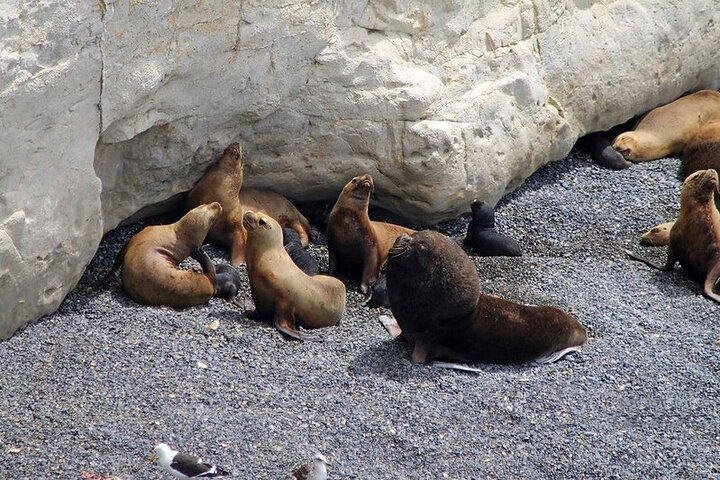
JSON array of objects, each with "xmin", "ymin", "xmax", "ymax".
[
  {"xmin": 578, "ymin": 132, "xmax": 632, "ymax": 170},
  {"xmin": 327, "ymin": 174, "xmax": 415, "ymax": 295},
  {"xmin": 244, "ymin": 211, "xmax": 346, "ymax": 340},
  {"xmin": 117, "ymin": 202, "xmax": 222, "ymax": 307},
  {"xmin": 463, "ymin": 201, "xmax": 521, "ymax": 257},
  {"xmin": 626, "ymin": 169, "xmax": 720, "ymax": 303},
  {"xmin": 213, "ymin": 262, "xmax": 243, "ymax": 306},
  {"xmin": 386, "ymin": 230, "xmax": 587, "ymax": 364},
  {"xmin": 283, "ymin": 227, "xmax": 319, "ymax": 276},
  {"xmin": 365, "ymin": 275, "xmax": 390, "ymax": 309}
]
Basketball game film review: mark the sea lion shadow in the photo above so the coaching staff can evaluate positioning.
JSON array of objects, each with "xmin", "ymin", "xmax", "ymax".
[
  {"xmin": 349, "ymin": 340, "xmax": 425, "ymax": 381},
  {"xmin": 644, "ymin": 269, "xmax": 707, "ymax": 300}
]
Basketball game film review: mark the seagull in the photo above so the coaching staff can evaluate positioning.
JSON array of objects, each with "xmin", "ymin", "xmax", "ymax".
[
  {"xmin": 291, "ymin": 453, "xmax": 330, "ymax": 480},
  {"xmin": 149, "ymin": 443, "xmax": 229, "ymax": 479}
]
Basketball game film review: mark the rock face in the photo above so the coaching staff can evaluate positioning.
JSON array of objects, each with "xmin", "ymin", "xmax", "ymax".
[{"xmin": 2, "ymin": 0, "xmax": 720, "ymax": 337}]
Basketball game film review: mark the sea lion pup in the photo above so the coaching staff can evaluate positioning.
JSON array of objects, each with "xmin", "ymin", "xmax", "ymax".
[
  {"xmin": 186, "ymin": 143, "xmax": 247, "ymax": 265},
  {"xmin": 116, "ymin": 202, "xmax": 222, "ymax": 307},
  {"xmin": 385, "ymin": 230, "xmax": 587, "ymax": 364},
  {"xmin": 626, "ymin": 169, "xmax": 720, "ymax": 303},
  {"xmin": 463, "ymin": 201, "xmax": 522, "ymax": 257},
  {"xmin": 283, "ymin": 227, "xmax": 319, "ymax": 276},
  {"xmin": 612, "ymin": 90, "xmax": 720, "ymax": 162},
  {"xmin": 326, "ymin": 174, "xmax": 415, "ymax": 294},
  {"xmin": 640, "ymin": 221, "xmax": 675, "ymax": 247},
  {"xmin": 243, "ymin": 211, "xmax": 346, "ymax": 340},
  {"xmin": 214, "ymin": 262, "xmax": 243, "ymax": 306},
  {"xmin": 578, "ymin": 132, "xmax": 631, "ymax": 170},
  {"xmin": 681, "ymin": 119, "xmax": 720, "ymax": 179}
]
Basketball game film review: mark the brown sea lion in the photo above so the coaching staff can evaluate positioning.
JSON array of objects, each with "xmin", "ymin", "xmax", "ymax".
[
  {"xmin": 327, "ymin": 174, "xmax": 415, "ymax": 295},
  {"xmin": 186, "ymin": 144, "xmax": 311, "ymax": 265},
  {"xmin": 243, "ymin": 211, "xmax": 346, "ymax": 340},
  {"xmin": 385, "ymin": 230, "xmax": 587, "ymax": 365},
  {"xmin": 681, "ymin": 119, "xmax": 720, "ymax": 179},
  {"xmin": 640, "ymin": 221, "xmax": 675, "ymax": 247},
  {"xmin": 239, "ymin": 188, "xmax": 311, "ymax": 246},
  {"xmin": 186, "ymin": 143, "xmax": 247, "ymax": 265},
  {"xmin": 117, "ymin": 202, "xmax": 222, "ymax": 307},
  {"xmin": 612, "ymin": 90, "xmax": 720, "ymax": 162},
  {"xmin": 626, "ymin": 169, "xmax": 720, "ymax": 303}
]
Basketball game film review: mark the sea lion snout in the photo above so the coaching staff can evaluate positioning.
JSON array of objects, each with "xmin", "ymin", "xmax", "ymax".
[
  {"xmin": 243, "ymin": 210, "xmax": 270, "ymax": 231},
  {"xmin": 349, "ymin": 174, "xmax": 373, "ymax": 191},
  {"xmin": 612, "ymin": 133, "xmax": 635, "ymax": 159}
]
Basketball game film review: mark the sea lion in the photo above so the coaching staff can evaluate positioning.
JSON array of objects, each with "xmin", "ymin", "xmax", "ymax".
[
  {"xmin": 626, "ymin": 169, "xmax": 720, "ymax": 303},
  {"xmin": 117, "ymin": 202, "xmax": 222, "ymax": 307},
  {"xmin": 681, "ymin": 119, "xmax": 720, "ymax": 179},
  {"xmin": 186, "ymin": 143, "xmax": 247, "ymax": 265},
  {"xmin": 186, "ymin": 144, "xmax": 311, "ymax": 265},
  {"xmin": 327, "ymin": 174, "xmax": 415, "ymax": 294},
  {"xmin": 283, "ymin": 227, "xmax": 319, "ymax": 276},
  {"xmin": 463, "ymin": 201, "xmax": 522, "ymax": 257},
  {"xmin": 612, "ymin": 90, "xmax": 720, "ymax": 162},
  {"xmin": 214, "ymin": 262, "xmax": 243, "ymax": 306},
  {"xmin": 385, "ymin": 230, "xmax": 587, "ymax": 364},
  {"xmin": 243, "ymin": 211, "xmax": 346, "ymax": 340},
  {"xmin": 578, "ymin": 132, "xmax": 632, "ymax": 170},
  {"xmin": 640, "ymin": 221, "xmax": 675, "ymax": 247}
]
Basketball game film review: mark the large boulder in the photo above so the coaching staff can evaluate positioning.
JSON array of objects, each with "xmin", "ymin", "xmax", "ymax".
[{"xmin": 2, "ymin": 0, "xmax": 720, "ymax": 337}]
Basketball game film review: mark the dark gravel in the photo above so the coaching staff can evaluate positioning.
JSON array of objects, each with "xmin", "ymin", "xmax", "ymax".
[{"xmin": 1, "ymin": 149, "xmax": 719, "ymax": 479}]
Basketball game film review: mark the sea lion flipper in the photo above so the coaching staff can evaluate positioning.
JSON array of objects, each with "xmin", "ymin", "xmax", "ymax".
[
  {"xmin": 90, "ymin": 240, "xmax": 129, "ymax": 288},
  {"xmin": 410, "ymin": 332, "xmax": 437, "ymax": 364},
  {"xmin": 624, "ymin": 248, "xmax": 676, "ymax": 271},
  {"xmin": 360, "ymin": 246, "xmax": 380, "ymax": 295},
  {"xmin": 702, "ymin": 262, "xmax": 720, "ymax": 304},
  {"xmin": 190, "ymin": 247, "xmax": 216, "ymax": 283},
  {"xmin": 273, "ymin": 308, "xmax": 304, "ymax": 341},
  {"xmin": 534, "ymin": 345, "xmax": 583, "ymax": 364},
  {"xmin": 378, "ymin": 314, "xmax": 403, "ymax": 340}
]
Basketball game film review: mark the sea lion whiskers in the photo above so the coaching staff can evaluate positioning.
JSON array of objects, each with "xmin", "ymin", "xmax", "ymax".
[{"xmin": 389, "ymin": 234, "xmax": 412, "ymax": 257}]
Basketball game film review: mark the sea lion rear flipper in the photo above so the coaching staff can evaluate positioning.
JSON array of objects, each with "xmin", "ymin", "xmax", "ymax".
[
  {"xmin": 624, "ymin": 247, "xmax": 676, "ymax": 271},
  {"xmin": 702, "ymin": 262, "xmax": 720, "ymax": 304},
  {"xmin": 378, "ymin": 314, "xmax": 404, "ymax": 341},
  {"xmin": 90, "ymin": 240, "xmax": 129, "ymax": 288},
  {"xmin": 534, "ymin": 345, "xmax": 583, "ymax": 364}
]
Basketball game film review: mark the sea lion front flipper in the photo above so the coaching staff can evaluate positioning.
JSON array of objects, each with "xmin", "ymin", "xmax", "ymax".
[
  {"xmin": 432, "ymin": 362, "xmax": 484, "ymax": 373},
  {"xmin": 229, "ymin": 230, "xmax": 246, "ymax": 266},
  {"xmin": 378, "ymin": 314, "xmax": 404, "ymax": 340},
  {"xmin": 702, "ymin": 261, "xmax": 720, "ymax": 303},
  {"xmin": 360, "ymin": 246, "xmax": 380, "ymax": 295},
  {"xmin": 410, "ymin": 332, "xmax": 437, "ymax": 364},
  {"xmin": 190, "ymin": 247, "xmax": 216, "ymax": 283},
  {"xmin": 624, "ymin": 247, "xmax": 676, "ymax": 271},
  {"xmin": 273, "ymin": 307, "xmax": 304, "ymax": 341}
]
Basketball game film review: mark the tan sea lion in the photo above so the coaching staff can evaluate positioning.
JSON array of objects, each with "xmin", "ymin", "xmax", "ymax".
[
  {"xmin": 681, "ymin": 119, "xmax": 720, "ymax": 179},
  {"xmin": 243, "ymin": 211, "xmax": 346, "ymax": 340},
  {"xmin": 186, "ymin": 143, "xmax": 247, "ymax": 265},
  {"xmin": 626, "ymin": 169, "xmax": 720, "ymax": 303},
  {"xmin": 186, "ymin": 144, "xmax": 311, "ymax": 265},
  {"xmin": 326, "ymin": 174, "xmax": 415, "ymax": 295},
  {"xmin": 118, "ymin": 202, "xmax": 222, "ymax": 307},
  {"xmin": 640, "ymin": 221, "xmax": 675, "ymax": 247},
  {"xmin": 385, "ymin": 230, "xmax": 587, "ymax": 365},
  {"xmin": 613, "ymin": 90, "xmax": 720, "ymax": 162}
]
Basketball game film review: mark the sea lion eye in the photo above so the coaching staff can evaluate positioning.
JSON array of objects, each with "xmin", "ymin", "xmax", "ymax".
[{"xmin": 259, "ymin": 219, "xmax": 267, "ymax": 227}]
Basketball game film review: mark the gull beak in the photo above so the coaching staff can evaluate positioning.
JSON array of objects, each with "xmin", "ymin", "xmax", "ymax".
[{"xmin": 148, "ymin": 454, "xmax": 158, "ymax": 463}]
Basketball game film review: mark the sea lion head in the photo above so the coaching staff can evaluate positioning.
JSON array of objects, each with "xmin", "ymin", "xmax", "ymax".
[
  {"xmin": 386, "ymin": 230, "xmax": 481, "ymax": 326},
  {"xmin": 243, "ymin": 210, "xmax": 282, "ymax": 246},
  {"xmin": 179, "ymin": 202, "xmax": 222, "ymax": 244},
  {"xmin": 218, "ymin": 142, "xmax": 244, "ymax": 171},
  {"xmin": 341, "ymin": 174, "xmax": 374, "ymax": 203},
  {"xmin": 612, "ymin": 132, "xmax": 640, "ymax": 161},
  {"xmin": 681, "ymin": 168, "xmax": 720, "ymax": 206},
  {"xmin": 469, "ymin": 200, "xmax": 495, "ymax": 227}
]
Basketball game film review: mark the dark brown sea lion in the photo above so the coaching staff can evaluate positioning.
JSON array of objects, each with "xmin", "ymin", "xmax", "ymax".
[
  {"xmin": 244, "ymin": 211, "xmax": 346, "ymax": 340},
  {"xmin": 613, "ymin": 90, "xmax": 720, "ymax": 162},
  {"xmin": 463, "ymin": 201, "xmax": 522, "ymax": 257},
  {"xmin": 326, "ymin": 174, "xmax": 415, "ymax": 294},
  {"xmin": 118, "ymin": 202, "xmax": 222, "ymax": 307},
  {"xmin": 626, "ymin": 169, "xmax": 720, "ymax": 303},
  {"xmin": 385, "ymin": 230, "xmax": 587, "ymax": 364}
]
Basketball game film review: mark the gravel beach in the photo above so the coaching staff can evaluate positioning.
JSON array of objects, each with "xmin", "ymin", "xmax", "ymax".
[{"xmin": 1, "ymin": 149, "xmax": 718, "ymax": 479}]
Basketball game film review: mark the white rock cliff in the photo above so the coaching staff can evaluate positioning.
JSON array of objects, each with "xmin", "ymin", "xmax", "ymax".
[{"xmin": 2, "ymin": 0, "xmax": 720, "ymax": 337}]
